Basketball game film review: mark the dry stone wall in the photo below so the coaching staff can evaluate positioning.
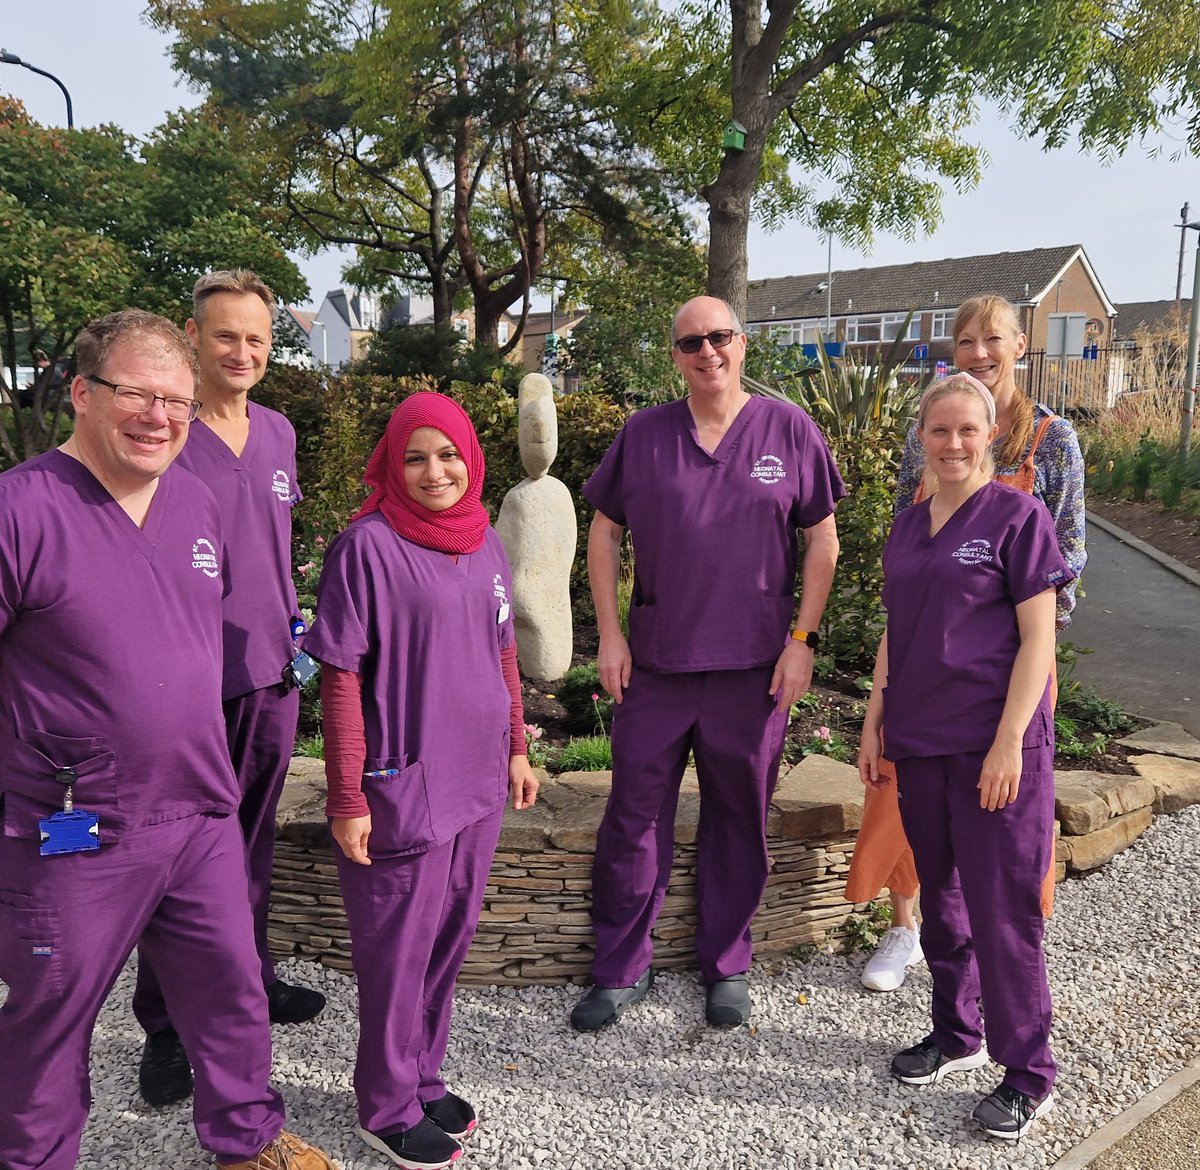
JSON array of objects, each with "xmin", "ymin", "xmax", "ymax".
[{"xmin": 269, "ymin": 725, "xmax": 1200, "ymax": 986}]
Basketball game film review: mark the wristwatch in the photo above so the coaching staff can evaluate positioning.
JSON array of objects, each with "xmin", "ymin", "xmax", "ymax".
[{"xmin": 790, "ymin": 628, "xmax": 820, "ymax": 649}]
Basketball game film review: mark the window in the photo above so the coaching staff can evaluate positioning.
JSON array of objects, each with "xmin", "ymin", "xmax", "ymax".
[
  {"xmin": 766, "ymin": 319, "xmax": 828, "ymax": 345},
  {"xmin": 846, "ymin": 316, "xmax": 881, "ymax": 343},
  {"xmin": 847, "ymin": 314, "xmax": 918, "ymax": 343},
  {"xmin": 930, "ymin": 311, "xmax": 952, "ymax": 340},
  {"xmin": 881, "ymin": 314, "xmax": 920, "ymax": 342},
  {"xmin": 497, "ymin": 321, "xmax": 510, "ymax": 345}
]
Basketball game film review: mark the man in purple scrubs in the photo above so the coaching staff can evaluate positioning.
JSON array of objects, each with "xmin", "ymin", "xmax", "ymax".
[
  {"xmin": 133, "ymin": 271, "xmax": 325, "ymax": 1107},
  {"xmin": 571, "ymin": 296, "xmax": 844, "ymax": 1031},
  {"xmin": 0, "ymin": 310, "xmax": 332, "ymax": 1170}
]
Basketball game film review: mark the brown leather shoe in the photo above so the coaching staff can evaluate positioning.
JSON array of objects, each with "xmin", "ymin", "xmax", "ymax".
[{"xmin": 217, "ymin": 1131, "xmax": 335, "ymax": 1170}]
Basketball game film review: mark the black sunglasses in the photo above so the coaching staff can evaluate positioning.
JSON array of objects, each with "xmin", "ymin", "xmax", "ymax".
[{"xmin": 673, "ymin": 329, "xmax": 741, "ymax": 354}]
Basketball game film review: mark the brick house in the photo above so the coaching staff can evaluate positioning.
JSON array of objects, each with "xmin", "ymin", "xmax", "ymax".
[{"xmin": 745, "ymin": 244, "xmax": 1117, "ymax": 364}]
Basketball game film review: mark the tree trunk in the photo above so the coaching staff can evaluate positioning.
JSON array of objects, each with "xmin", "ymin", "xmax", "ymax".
[{"xmin": 704, "ymin": 150, "xmax": 760, "ymax": 325}]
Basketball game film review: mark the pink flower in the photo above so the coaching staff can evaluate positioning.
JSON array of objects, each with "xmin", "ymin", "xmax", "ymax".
[
  {"xmin": 817, "ymin": 726, "xmax": 832, "ymax": 742},
  {"xmin": 524, "ymin": 724, "xmax": 544, "ymax": 740},
  {"xmin": 315, "ymin": 535, "xmax": 326, "ymax": 547},
  {"xmin": 591, "ymin": 693, "xmax": 600, "ymax": 701}
]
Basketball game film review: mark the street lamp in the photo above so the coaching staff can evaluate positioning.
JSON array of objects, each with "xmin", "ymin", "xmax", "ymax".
[
  {"xmin": 1182, "ymin": 218, "xmax": 1200, "ymax": 458},
  {"xmin": 0, "ymin": 50, "xmax": 74, "ymax": 129}
]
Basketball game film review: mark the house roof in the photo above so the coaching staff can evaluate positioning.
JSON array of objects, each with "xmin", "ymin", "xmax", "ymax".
[
  {"xmin": 518, "ymin": 309, "xmax": 587, "ymax": 339},
  {"xmin": 746, "ymin": 245, "xmax": 1116, "ymax": 323},
  {"xmin": 1112, "ymin": 299, "xmax": 1192, "ymax": 339},
  {"xmin": 285, "ymin": 307, "xmax": 316, "ymax": 333}
]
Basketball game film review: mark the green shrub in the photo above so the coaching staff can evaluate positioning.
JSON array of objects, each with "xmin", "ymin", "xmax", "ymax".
[
  {"xmin": 556, "ymin": 662, "xmax": 614, "ymax": 733},
  {"xmin": 554, "ymin": 735, "xmax": 614, "ymax": 772}
]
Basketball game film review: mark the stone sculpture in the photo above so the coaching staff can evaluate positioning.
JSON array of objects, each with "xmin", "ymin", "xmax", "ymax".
[{"xmin": 495, "ymin": 372, "xmax": 577, "ymax": 680}]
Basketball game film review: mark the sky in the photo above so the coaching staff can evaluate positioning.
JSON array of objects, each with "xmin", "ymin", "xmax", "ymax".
[{"xmin": 4, "ymin": 1, "xmax": 1199, "ymax": 312}]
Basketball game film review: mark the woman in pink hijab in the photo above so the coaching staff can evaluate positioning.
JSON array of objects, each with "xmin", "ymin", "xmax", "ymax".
[{"xmin": 305, "ymin": 392, "xmax": 539, "ymax": 1170}]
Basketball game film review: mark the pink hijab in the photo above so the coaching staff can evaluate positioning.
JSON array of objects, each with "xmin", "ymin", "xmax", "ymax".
[{"xmin": 352, "ymin": 391, "xmax": 489, "ymax": 554}]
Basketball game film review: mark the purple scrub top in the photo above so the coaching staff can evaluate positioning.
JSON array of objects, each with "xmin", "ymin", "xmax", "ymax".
[
  {"xmin": 0, "ymin": 452, "xmax": 240, "ymax": 843},
  {"xmin": 880, "ymin": 480, "xmax": 1073, "ymax": 760},
  {"xmin": 174, "ymin": 402, "xmax": 301, "ymax": 699},
  {"xmin": 584, "ymin": 396, "xmax": 844, "ymax": 673},
  {"xmin": 304, "ymin": 515, "xmax": 515, "ymax": 856}
]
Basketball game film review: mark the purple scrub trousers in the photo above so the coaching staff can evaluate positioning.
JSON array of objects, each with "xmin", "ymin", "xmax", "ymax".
[
  {"xmin": 590, "ymin": 664, "xmax": 789, "ymax": 987},
  {"xmin": 895, "ymin": 746, "xmax": 1057, "ymax": 1100},
  {"xmin": 0, "ymin": 815, "xmax": 283, "ymax": 1170},
  {"xmin": 133, "ymin": 681, "xmax": 301, "ymax": 1031},
  {"xmin": 335, "ymin": 806, "xmax": 505, "ymax": 1135}
]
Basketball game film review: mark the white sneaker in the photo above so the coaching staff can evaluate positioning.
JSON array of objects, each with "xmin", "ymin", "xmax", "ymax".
[{"xmin": 861, "ymin": 926, "xmax": 923, "ymax": 991}]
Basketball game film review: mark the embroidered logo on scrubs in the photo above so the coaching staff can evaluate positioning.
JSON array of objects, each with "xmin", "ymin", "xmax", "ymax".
[
  {"xmin": 493, "ymin": 573, "xmax": 511, "ymax": 622},
  {"xmin": 750, "ymin": 454, "xmax": 786, "ymax": 485},
  {"xmin": 272, "ymin": 469, "xmax": 293, "ymax": 501},
  {"xmin": 952, "ymin": 538, "xmax": 993, "ymax": 565},
  {"xmin": 32, "ymin": 945, "xmax": 52, "ymax": 957},
  {"xmin": 191, "ymin": 537, "xmax": 220, "ymax": 578}
]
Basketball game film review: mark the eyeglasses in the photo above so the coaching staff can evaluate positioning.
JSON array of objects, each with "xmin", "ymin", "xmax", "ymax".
[
  {"xmin": 85, "ymin": 375, "xmax": 201, "ymax": 423},
  {"xmin": 672, "ymin": 329, "xmax": 741, "ymax": 354}
]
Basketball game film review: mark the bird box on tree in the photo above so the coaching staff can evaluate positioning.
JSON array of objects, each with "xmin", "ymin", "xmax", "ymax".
[{"xmin": 722, "ymin": 119, "xmax": 746, "ymax": 152}]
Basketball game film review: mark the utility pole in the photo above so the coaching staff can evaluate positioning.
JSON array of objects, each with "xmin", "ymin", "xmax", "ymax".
[
  {"xmin": 1177, "ymin": 203, "xmax": 1191, "ymax": 308},
  {"xmin": 1183, "ymin": 219, "xmax": 1200, "ymax": 458}
]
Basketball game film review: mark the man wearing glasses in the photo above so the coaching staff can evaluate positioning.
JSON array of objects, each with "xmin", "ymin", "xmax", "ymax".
[
  {"xmin": 572, "ymin": 295, "xmax": 844, "ymax": 1032},
  {"xmin": 0, "ymin": 309, "xmax": 333, "ymax": 1170},
  {"xmin": 133, "ymin": 271, "xmax": 325, "ymax": 1108}
]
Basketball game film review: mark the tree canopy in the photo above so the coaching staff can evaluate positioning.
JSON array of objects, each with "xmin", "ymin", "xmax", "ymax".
[
  {"xmin": 626, "ymin": 0, "xmax": 1200, "ymax": 319},
  {"xmin": 149, "ymin": 0, "xmax": 685, "ymax": 345},
  {"xmin": 0, "ymin": 98, "xmax": 305, "ymax": 467}
]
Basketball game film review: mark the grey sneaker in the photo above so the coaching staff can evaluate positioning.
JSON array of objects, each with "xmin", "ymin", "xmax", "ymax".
[
  {"xmin": 705, "ymin": 974, "xmax": 752, "ymax": 1027},
  {"xmin": 570, "ymin": 968, "xmax": 653, "ymax": 1032},
  {"xmin": 973, "ymin": 1084, "xmax": 1055, "ymax": 1140},
  {"xmin": 891, "ymin": 1037, "xmax": 989, "ymax": 1085}
]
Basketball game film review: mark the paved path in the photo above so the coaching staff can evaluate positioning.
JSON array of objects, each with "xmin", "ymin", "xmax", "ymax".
[
  {"xmin": 1050, "ymin": 515, "xmax": 1200, "ymax": 1169},
  {"xmin": 1066, "ymin": 518, "xmax": 1200, "ymax": 737}
]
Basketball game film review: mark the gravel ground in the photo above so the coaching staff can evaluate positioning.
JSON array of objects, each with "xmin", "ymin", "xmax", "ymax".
[{"xmin": 67, "ymin": 804, "xmax": 1200, "ymax": 1170}]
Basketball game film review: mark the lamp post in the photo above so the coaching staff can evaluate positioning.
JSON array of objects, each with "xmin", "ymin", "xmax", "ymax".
[
  {"xmin": 0, "ymin": 50, "xmax": 74, "ymax": 129},
  {"xmin": 1182, "ymin": 219, "xmax": 1200, "ymax": 458}
]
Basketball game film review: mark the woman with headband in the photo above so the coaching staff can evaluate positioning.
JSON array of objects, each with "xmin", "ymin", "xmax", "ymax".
[
  {"xmin": 850, "ymin": 294, "xmax": 1086, "ymax": 994},
  {"xmin": 857, "ymin": 372, "xmax": 1073, "ymax": 1140}
]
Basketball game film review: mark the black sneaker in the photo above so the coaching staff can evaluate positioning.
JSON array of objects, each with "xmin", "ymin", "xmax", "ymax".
[
  {"xmin": 266, "ymin": 979, "xmax": 327, "ymax": 1025},
  {"xmin": 423, "ymin": 1091, "xmax": 477, "ymax": 1140},
  {"xmin": 570, "ymin": 968, "xmax": 653, "ymax": 1032},
  {"xmin": 356, "ymin": 1117, "xmax": 462, "ymax": 1169},
  {"xmin": 890, "ymin": 1037, "xmax": 989, "ymax": 1085},
  {"xmin": 973, "ymin": 1083, "xmax": 1055, "ymax": 1140},
  {"xmin": 138, "ymin": 1025, "xmax": 193, "ymax": 1106}
]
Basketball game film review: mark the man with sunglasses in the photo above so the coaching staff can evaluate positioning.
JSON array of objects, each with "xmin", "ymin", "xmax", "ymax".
[
  {"xmin": 132, "ymin": 271, "xmax": 325, "ymax": 1108},
  {"xmin": 0, "ymin": 309, "xmax": 333, "ymax": 1170},
  {"xmin": 572, "ymin": 295, "xmax": 844, "ymax": 1032}
]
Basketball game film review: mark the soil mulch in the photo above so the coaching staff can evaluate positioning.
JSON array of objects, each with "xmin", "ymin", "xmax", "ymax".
[{"xmin": 1088, "ymin": 496, "xmax": 1200, "ymax": 573}]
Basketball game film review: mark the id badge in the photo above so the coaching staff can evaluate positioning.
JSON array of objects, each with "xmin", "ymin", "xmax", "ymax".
[
  {"xmin": 287, "ymin": 649, "xmax": 320, "ymax": 688},
  {"xmin": 498, "ymin": 602, "xmax": 510, "ymax": 624},
  {"xmin": 39, "ymin": 809, "xmax": 100, "ymax": 857}
]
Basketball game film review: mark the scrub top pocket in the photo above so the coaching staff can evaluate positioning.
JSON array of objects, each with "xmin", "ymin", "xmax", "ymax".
[{"xmin": 0, "ymin": 731, "xmax": 119, "ymax": 842}]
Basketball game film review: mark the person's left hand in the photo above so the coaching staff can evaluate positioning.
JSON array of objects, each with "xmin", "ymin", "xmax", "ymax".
[
  {"xmin": 978, "ymin": 739, "xmax": 1023, "ymax": 811},
  {"xmin": 509, "ymin": 755, "xmax": 540, "ymax": 810},
  {"xmin": 769, "ymin": 640, "xmax": 814, "ymax": 713}
]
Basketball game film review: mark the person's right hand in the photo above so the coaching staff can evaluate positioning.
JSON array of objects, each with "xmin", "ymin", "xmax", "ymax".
[
  {"xmin": 857, "ymin": 727, "xmax": 887, "ymax": 789},
  {"xmin": 597, "ymin": 632, "xmax": 633, "ymax": 703},
  {"xmin": 332, "ymin": 815, "xmax": 373, "ymax": 865}
]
